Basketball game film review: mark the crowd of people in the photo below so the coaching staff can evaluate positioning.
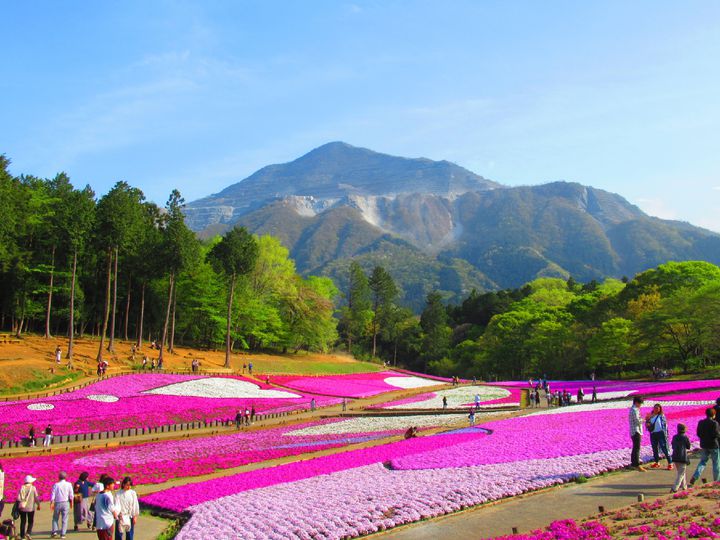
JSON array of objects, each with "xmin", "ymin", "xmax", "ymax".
[
  {"xmin": 629, "ymin": 395, "xmax": 720, "ymax": 493},
  {"xmin": 0, "ymin": 467, "xmax": 139, "ymax": 540}
]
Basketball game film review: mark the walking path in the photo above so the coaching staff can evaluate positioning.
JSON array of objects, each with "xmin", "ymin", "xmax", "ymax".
[
  {"xmin": 377, "ymin": 466, "xmax": 684, "ymax": 539},
  {"xmin": 8, "ymin": 505, "xmax": 168, "ymax": 540}
]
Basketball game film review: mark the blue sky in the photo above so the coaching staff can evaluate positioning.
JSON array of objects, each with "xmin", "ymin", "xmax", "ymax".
[{"xmin": 2, "ymin": 1, "xmax": 719, "ymax": 230}]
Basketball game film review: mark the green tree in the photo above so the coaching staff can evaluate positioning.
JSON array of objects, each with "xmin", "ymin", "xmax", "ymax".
[
  {"xmin": 208, "ymin": 227, "xmax": 259, "ymax": 367},
  {"xmin": 419, "ymin": 291, "xmax": 451, "ymax": 370},
  {"xmin": 588, "ymin": 317, "xmax": 632, "ymax": 375},
  {"xmin": 158, "ymin": 190, "xmax": 199, "ymax": 363},
  {"xmin": 339, "ymin": 261, "xmax": 372, "ymax": 352},
  {"xmin": 94, "ymin": 182, "xmax": 147, "ymax": 361},
  {"xmin": 368, "ymin": 266, "xmax": 398, "ymax": 358}
]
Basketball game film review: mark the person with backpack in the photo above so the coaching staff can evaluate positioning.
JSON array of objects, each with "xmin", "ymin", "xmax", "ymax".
[
  {"xmin": 690, "ymin": 408, "xmax": 720, "ymax": 484},
  {"xmin": 646, "ymin": 403, "xmax": 672, "ymax": 470},
  {"xmin": 73, "ymin": 472, "xmax": 92, "ymax": 532}
]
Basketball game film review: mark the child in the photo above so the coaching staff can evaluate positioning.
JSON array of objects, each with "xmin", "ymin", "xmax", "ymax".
[{"xmin": 671, "ymin": 423, "xmax": 691, "ymax": 492}]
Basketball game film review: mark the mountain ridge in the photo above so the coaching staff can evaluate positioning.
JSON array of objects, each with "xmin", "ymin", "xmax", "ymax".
[{"xmin": 184, "ymin": 142, "xmax": 720, "ymax": 307}]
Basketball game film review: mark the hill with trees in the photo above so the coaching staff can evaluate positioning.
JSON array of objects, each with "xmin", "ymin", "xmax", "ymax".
[{"xmin": 183, "ymin": 143, "xmax": 720, "ymax": 308}]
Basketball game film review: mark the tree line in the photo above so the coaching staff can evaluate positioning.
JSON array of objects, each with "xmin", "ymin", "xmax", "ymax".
[{"xmin": 0, "ymin": 156, "xmax": 337, "ymax": 364}]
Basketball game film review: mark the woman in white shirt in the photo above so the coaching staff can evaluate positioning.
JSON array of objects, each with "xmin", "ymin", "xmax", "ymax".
[{"xmin": 114, "ymin": 477, "xmax": 139, "ymax": 540}]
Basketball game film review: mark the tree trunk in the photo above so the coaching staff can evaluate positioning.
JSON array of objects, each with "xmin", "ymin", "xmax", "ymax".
[
  {"xmin": 44, "ymin": 245, "xmax": 56, "ymax": 339},
  {"xmin": 67, "ymin": 249, "xmax": 78, "ymax": 365},
  {"xmin": 159, "ymin": 273, "xmax": 174, "ymax": 366},
  {"xmin": 225, "ymin": 274, "xmax": 236, "ymax": 368},
  {"xmin": 107, "ymin": 246, "xmax": 119, "ymax": 353},
  {"xmin": 136, "ymin": 282, "xmax": 145, "ymax": 349},
  {"xmin": 169, "ymin": 280, "xmax": 178, "ymax": 353},
  {"xmin": 97, "ymin": 248, "xmax": 113, "ymax": 363},
  {"xmin": 124, "ymin": 276, "xmax": 132, "ymax": 341}
]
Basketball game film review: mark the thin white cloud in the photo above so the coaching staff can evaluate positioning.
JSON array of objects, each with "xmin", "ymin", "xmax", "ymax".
[{"xmin": 634, "ymin": 197, "xmax": 679, "ymax": 220}]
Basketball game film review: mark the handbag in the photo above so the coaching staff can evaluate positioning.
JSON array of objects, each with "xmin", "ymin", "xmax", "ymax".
[
  {"xmin": 120, "ymin": 514, "xmax": 132, "ymax": 532},
  {"xmin": 11, "ymin": 501, "xmax": 20, "ymax": 520}
]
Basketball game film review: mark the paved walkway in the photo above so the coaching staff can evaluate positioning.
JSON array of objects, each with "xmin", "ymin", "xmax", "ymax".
[
  {"xmin": 5, "ymin": 505, "xmax": 168, "ymax": 540},
  {"xmin": 378, "ymin": 466, "xmax": 687, "ymax": 539}
]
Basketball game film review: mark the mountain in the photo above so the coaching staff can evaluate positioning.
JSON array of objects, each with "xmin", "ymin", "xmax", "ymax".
[{"xmin": 184, "ymin": 143, "xmax": 720, "ymax": 308}]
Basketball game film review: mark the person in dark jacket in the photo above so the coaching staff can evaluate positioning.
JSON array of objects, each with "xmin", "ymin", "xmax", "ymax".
[
  {"xmin": 671, "ymin": 423, "xmax": 691, "ymax": 492},
  {"xmin": 690, "ymin": 408, "xmax": 720, "ymax": 484},
  {"xmin": 714, "ymin": 398, "xmax": 720, "ymax": 422}
]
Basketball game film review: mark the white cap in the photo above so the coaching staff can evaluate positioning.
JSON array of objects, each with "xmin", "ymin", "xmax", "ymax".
[{"xmin": 24, "ymin": 475, "xmax": 36, "ymax": 483}]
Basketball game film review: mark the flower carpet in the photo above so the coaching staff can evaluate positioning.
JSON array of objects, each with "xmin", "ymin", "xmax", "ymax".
[
  {"xmin": 0, "ymin": 374, "xmax": 341, "ymax": 441},
  {"xmin": 271, "ymin": 371, "xmax": 444, "ymax": 398},
  {"xmin": 375, "ymin": 385, "xmax": 520, "ymax": 410},
  {"xmin": 1, "ymin": 412, "xmax": 458, "ymax": 499},
  {"xmin": 492, "ymin": 379, "xmax": 720, "ymax": 402},
  {"xmin": 495, "ymin": 483, "xmax": 720, "ymax": 539},
  {"xmin": 139, "ymin": 396, "xmax": 714, "ymax": 539}
]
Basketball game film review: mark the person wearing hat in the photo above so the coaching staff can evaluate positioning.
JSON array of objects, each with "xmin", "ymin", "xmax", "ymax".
[
  {"xmin": 17, "ymin": 474, "xmax": 40, "ymax": 539},
  {"xmin": 629, "ymin": 396, "xmax": 646, "ymax": 471},
  {"xmin": 50, "ymin": 471, "xmax": 74, "ymax": 539}
]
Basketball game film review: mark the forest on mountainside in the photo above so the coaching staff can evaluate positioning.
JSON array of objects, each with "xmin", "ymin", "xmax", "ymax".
[
  {"xmin": 340, "ymin": 260, "xmax": 720, "ymax": 380},
  {"xmin": 0, "ymin": 156, "xmax": 338, "ymax": 361}
]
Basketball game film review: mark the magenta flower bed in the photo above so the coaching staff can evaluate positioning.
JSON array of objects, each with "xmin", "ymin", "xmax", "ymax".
[
  {"xmin": 0, "ymin": 374, "xmax": 340, "ymax": 441},
  {"xmin": 492, "ymin": 379, "xmax": 720, "ymax": 395},
  {"xmin": 390, "ymin": 403, "xmax": 705, "ymax": 470},
  {"xmin": 142, "ymin": 400, "xmax": 712, "ymax": 539},
  {"xmin": 271, "ymin": 371, "xmax": 443, "ymax": 398},
  {"xmin": 0, "ymin": 417, "xmax": 397, "ymax": 499},
  {"xmin": 374, "ymin": 386, "xmax": 522, "ymax": 409},
  {"xmin": 141, "ymin": 428, "xmax": 490, "ymax": 512}
]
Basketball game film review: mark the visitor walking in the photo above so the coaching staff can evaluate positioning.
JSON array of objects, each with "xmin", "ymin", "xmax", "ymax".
[
  {"xmin": 250, "ymin": 406, "xmax": 256, "ymax": 423},
  {"xmin": 28, "ymin": 426, "xmax": 35, "ymax": 447},
  {"xmin": 94, "ymin": 476, "xmax": 118, "ymax": 540},
  {"xmin": 646, "ymin": 403, "xmax": 672, "ymax": 469},
  {"xmin": 114, "ymin": 477, "xmax": 139, "ymax": 540},
  {"xmin": 577, "ymin": 387, "xmax": 584, "ymax": 404},
  {"xmin": 73, "ymin": 472, "xmax": 91, "ymax": 532},
  {"xmin": 244, "ymin": 407, "xmax": 250, "ymax": 425},
  {"xmin": 468, "ymin": 409, "xmax": 475, "ymax": 426},
  {"xmin": 442, "ymin": 396, "xmax": 447, "ymax": 410},
  {"xmin": 17, "ymin": 474, "xmax": 40, "ymax": 540},
  {"xmin": 342, "ymin": 398, "xmax": 347, "ymax": 412},
  {"xmin": 671, "ymin": 423, "xmax": 691, "ymax": 492},
  {"xmin": 591, "ymin": 387, "xmax": 597, "ymax": 403},
  {"xmin": 248, "ymin": 362, "xmax": 253, "ymax": 375},
  {"xmin": 690, "ymin": 408, "xmax": 720, "ymax": 484},
  {"xmin": 43, "ymin": 425, "xmax": 53, "ymax": 447},
  {"xmin": 235, "ymin": 410, "xmax": 242, "ymax": 430},
  {"xmin": 310, "ymin": 398, "xmax": 316, "ymax": 412},
  {"xmin": 50, "ymin": 471, "xmax": 74, "ymax": 539},
  {"xmin": 629, "ymin": 396, "xmax": 646, "ymax": 471},
  {"xmin": 55, "ymin": 346, "xmax": 62, "ymax": 364}
]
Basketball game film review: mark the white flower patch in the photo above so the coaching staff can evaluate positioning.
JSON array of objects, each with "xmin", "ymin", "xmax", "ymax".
[
  {"xmin": 385, "ymin": 385, "xmax": 511, "ymax": 410},
  {"xmin": 27, "ymin": 403, "xmax": 54, "ymax": 411},
  {"xmin": 284, "ymin": 414, "xmax": 466, "ymax": 436},
  {"xmin": 529, "ymin": 400, "xmax": 699, "ymax": 416},
  {"xmin": 86, "ymin": 394, "xmax": 120, "ymax": 403},
  {"xmin": 144, "ymin": 378, "xmax": 301, "ymax": 399},
  {"xmin": 384, "ymin": 376, "xmax": 443, "ymax": 390}
]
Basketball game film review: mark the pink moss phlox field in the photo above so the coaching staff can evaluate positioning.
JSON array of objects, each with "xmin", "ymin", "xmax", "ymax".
[
  {"xmin": 492, "ymin": 379, "xmax": 720, "ymax": 395},
  {"xmin": 141, "ymin": 401, "xmax": 712, "ymax": 539},
  {"xmin": 0, "ymin": 418, "xmax": 395, "ymax": 499},
  {"xmin": 141, "ymin": 428, "xmax": 490, "ymax": 511},
  {"xmin": 492, "ymin": 519, "xmax": 612, "ymax": 540},
  {"xmin": 390, "ymin": 403, "xmax": 705, "ymax": 470},
  {"xmin": 271, "ymin": 371, "xmax": 442, "ymax": 398},
  {"xmin": 162, "ymin": 449, "xmax": 648, "ymax": 540},
  {"xmin": 0, "ymin": 374, "xmax": 340, "ymax": 441},
  {"xmin": 375, "ymin": 386, "xmax": 522, "ymax": 409}
]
